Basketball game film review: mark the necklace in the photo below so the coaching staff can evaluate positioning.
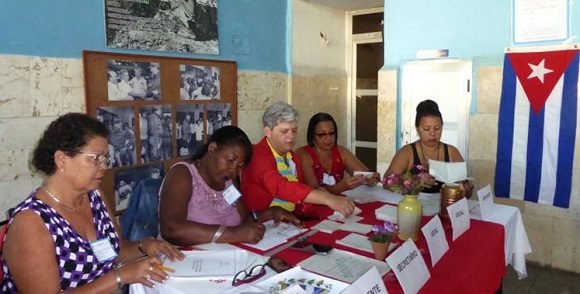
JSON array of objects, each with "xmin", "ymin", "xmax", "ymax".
[
  {"xmin": 44, "ymin": 188, "xmax": 84, "ymax": 212},
  {"xmin": 419, "ymin": 142, "xmax": 440, "ymax": 166}
]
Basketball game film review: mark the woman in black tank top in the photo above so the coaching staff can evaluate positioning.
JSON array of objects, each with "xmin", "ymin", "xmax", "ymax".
[{"xmin": 384, "ymin": 100, "xmax": 473, "ymax": 197}]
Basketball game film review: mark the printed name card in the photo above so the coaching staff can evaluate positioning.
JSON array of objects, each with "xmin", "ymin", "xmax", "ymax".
[
  {"xmin": 477, "ymin": 184, "xmax": 495, "ymax": 220},
  {"xmin": 447, "ymin": 197, "xmax": 470, "ymax": 241},
  {"xmin": 385, "ymin": 240, "xmax": 430, "ymax": 294},
  {"xmin": 420, "ymin": 215, "xmax": 449, "ymax": 266},
  {"xmin": 342, "ymin": 267, "xmax": 388, "ymax": 294}
]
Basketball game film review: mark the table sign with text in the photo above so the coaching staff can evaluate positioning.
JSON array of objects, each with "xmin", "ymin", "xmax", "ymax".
[
  {"xmin": 385, "ymin": 240, "xmax": 430, "ymax": 294},
  {"xmin": 341, "ymin": 267, "xmax": 388, "ymax": 294},
  {"xmin": 447, "ymin": 197, "xmax": 471, "ymax": 241},
  {"xmin": 420, "ymin": 215, "xmax": 449, "ymax": 266},
  {"xmin": 477, "ymin": 184, "xmax": 495, "ymax": 220}
]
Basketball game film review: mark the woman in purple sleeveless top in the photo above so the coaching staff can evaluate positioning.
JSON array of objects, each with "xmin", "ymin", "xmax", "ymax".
[
  {"xmin": 0, "ymin": 113, "xmax": 183, "ymax": 293},
  {"xmin": 159, "ymin": 126, "xmax": 302, "ymax": 246}
]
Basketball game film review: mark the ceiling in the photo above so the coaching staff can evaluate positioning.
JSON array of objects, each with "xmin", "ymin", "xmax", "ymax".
[{"xmin": 306, "ymin": 0, "xmax": 383, "ymax": 11}]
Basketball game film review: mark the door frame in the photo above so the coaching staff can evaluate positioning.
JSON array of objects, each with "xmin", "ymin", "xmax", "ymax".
[{"xmin": 346, "ymin": 8, "xmax": 383, "ymax": 152}]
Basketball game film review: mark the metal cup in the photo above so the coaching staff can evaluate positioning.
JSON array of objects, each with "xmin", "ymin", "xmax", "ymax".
[{"xmin": 440, "ymin": 183, "xmax": 465, "ymax": 218}]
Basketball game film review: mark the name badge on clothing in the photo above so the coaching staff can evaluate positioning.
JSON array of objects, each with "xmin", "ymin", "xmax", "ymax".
[
  {"xmin": 223, "ymin": 184, "xmax": 242, "ymax": 205},
  {"xmin": 90, "ymin": 238, "xmax": 117, "ymax": 263},
  {"xmin": 322, "ymin": 173, "xmax": 336, "ymax": 185}
]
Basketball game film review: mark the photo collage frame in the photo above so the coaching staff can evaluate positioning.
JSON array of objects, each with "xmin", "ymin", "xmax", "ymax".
[{"xmin": 83, "ymin": 51, "xmax": 237, "ymax": 213}]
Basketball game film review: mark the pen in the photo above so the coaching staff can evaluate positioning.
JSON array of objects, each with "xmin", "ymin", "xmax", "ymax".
[
  {"xmin": 155, "ymin": 264, "xmax": 176, "ymax": 273},
  {"xmin": 250, "ymin": 211, "xmax": 258, "ymax": 222}
]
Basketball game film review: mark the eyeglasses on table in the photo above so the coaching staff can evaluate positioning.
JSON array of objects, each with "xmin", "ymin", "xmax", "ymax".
[{"xmin": 232, "ymin": 263, "xmax": 267, "ymax": 287}]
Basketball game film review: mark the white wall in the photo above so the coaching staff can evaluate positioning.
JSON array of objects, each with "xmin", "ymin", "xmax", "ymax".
[{"xmin": 292, "ymin": 0, "xmax": 346, "ymax": 75}]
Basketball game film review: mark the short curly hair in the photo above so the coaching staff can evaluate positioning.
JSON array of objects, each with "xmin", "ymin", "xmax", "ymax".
[{"xmin": 32, "ymin": 113, "xmax": 109, "ymax": 175}]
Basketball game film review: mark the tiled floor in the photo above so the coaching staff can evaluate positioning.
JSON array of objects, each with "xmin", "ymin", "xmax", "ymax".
[{"xmin": 502, "ymin": 263, "xmax": 580, "ymax": 294}]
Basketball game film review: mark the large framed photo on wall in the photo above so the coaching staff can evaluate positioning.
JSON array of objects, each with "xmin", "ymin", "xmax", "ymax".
[{"xmin": 83, "ymin": 51, "xmax": 237, "ymax": 213}]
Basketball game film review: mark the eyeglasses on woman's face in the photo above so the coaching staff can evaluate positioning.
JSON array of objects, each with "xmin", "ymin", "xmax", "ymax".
[
  {"xmin": 314, "ymin": 131, "xmax": 336, "ymax": 138},
  {"xmin": 232, "ymin": 263, "xmax": 267, "ymax": 286},
  {"xmin": 76, "ymin": 151, "xmax": 111, "ymax": 166}
]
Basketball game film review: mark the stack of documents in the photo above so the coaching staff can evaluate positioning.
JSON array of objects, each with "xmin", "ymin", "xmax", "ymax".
[
  {"xmin": 164, "ymin": 249, "xmax": 248, "ymax": 278},
  {"xmin": 375, "ymin": 204, "xmax": 398, "ymax": 223},
  {"xmin": 243, "ymin": 220, "xmax": 308, "ymax": 252}
]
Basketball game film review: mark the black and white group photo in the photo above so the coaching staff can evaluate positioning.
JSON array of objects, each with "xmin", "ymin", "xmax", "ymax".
[
  {"xmin": 139, "ymin": 105, "xmax": 173, "ymax": 163},
  {"xmin": 105, "ymin": 0, "xmax": 219, "ymax": 54},
  {"xmin": 206, "ymin": 103, "xmax": 231, "ymax": 137},
  {"xmin": 114, "ymin": 163, "xmax": 164, "ymax": 211},
  {"xmin": 179, "ymin": 64, "xmax": 220, "ymax": 100},
  {"xmin": 107, "ymin": 60, "xmax": 161, "ymax": 101},
  {"xmin": 96, "ymin": 106, "xmax": 137, "ymax": 168},
  {"xmin": 176, "ymin": 104, "xmax": 205, "ymax": 157}
]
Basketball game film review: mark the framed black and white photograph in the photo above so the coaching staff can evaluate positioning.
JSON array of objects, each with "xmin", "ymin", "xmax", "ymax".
[
  {"xmin": 104, "ymin": 0, "xmax": 219, "ymax": 54},
  {"xmin": 176, "ymin": 104, "xmax": 205, "ymax": 157},
  {"xmin": 114, "ymin": 163, "xmax": 164, "ymax": 212},
  {"xmin": 206, "ymin": 103, "xmax": 231, "ymax": 137},
  {"xmin": 84, "ymin": 51, "xmax": 238, "ymax": 214},
  {"xmin": 96, "ymin": 106, "xmax": 137, "ymax": 168},
  {"xmin": 179, "ymin": 64, "xmax": 220, "ymax": 100},
  {"xmin": 139, "ymin": 105, "xmax": 173, "ymax": 163},
  {"xmin": 107, "ymin": 60, "xmax": 161, "ymax": 101}
]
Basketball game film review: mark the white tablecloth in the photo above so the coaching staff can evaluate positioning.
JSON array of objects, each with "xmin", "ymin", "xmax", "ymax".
[{"xmin": 468, "ymin": 201, "xmax": 532, "ymax": 279}]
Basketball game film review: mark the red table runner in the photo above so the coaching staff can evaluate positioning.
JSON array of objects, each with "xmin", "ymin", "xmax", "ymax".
[{"xmin": 275, "ymin": 202, "xmax": 506, "ymax": 294}]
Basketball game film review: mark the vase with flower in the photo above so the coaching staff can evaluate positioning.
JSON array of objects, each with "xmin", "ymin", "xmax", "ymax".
[
  {"xmin": 383, "ymin": 166, "xmax": 429, "ymax": 241},
  {"xmin": 368, "ymin": 220, "xmax": 397, "ymax": 260}
]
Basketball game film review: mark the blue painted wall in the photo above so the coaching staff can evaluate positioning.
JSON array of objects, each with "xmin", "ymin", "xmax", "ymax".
[
  {"xmin": 384, "ymin": 0, "xmax": 580, "ymax": 66},
  {"xmin": 0, "ymin": 0, "xmax": 289, "ymax": 72}
]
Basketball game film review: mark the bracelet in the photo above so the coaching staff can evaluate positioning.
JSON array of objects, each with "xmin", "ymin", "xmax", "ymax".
[
  {"xmin": 211, "ymin": 225, "xmax": 226, "ymax": 243},
  {"xmin": 138, "ymin": 241, "xmax": 148, "ymax": 256},
  {"xmin": 114, "ymin": 268, "xmax": 123, "ymax": 290}
]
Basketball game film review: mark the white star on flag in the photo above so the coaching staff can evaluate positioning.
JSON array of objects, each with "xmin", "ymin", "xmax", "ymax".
[{"xmin": 527, "ymin": 59, "xmax": 553, "ymax": 83}]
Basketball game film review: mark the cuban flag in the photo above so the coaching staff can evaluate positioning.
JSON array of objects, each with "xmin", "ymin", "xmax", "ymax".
[{"xmin": 495, "ymin": 49, "xmax": 578, "ymax": 208}]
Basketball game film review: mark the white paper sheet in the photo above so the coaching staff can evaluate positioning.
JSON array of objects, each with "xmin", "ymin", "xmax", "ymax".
[
  {"xmin": 476, "ymin": 184, "xmax": 495, "ymax": 220},
  {"xmin": 341, "ymin": 267, "xmax": 388, "ymax": 294},
  {"xmin": 165, "ymin": 250, "xmax": 248, "ymax": 277},
  {"xmin": 243, "ymin": 221, "xmax": 308, "ymax": 252},
  {"xmin": 428, "ymin": 159, "xmax": 468, "ymax": 183},
  {"xmin": 336, "ymin": 233, "xmax": 397, "ymax": 254},
  {"xmin": 327, "ymin": 207, "xmax": 362, "ymax": 222},
  {"xmin": 447, "ymin": 197, "xmax": 471, "ymax": 241},
  {"xmin": 385, "ymin": 240, "xmax": 430, "ymax": 294},
  {"xmin": 311, "ymin": 220, "xmax": 342, "ymax": 234},
  {"xmin": 375, "ymin": 204, "xmax": 398, "ymax": 223},
  {"xmin": 338, "ymin": 222, "xmax": 372, "ymax": 235},
  {"xmin": 299, "ymin": 249, "xmax": 391, "ymax": 283},
  {"xmin": 420, "ymin": 215, "xmax": 449, "ymax": 266},
  {"xmin": 343, "ymin": 185, "xmax": 403, "ymax": 204}
]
